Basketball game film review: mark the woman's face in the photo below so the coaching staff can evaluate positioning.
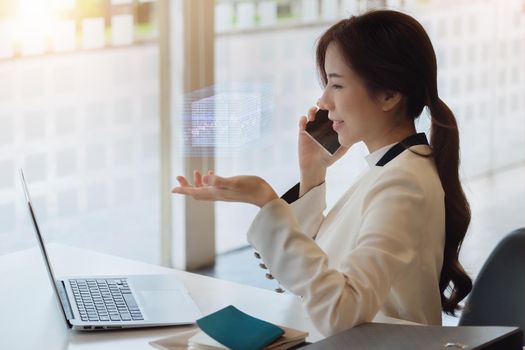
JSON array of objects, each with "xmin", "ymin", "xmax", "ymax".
[{"xmin": 317, "ymin": 42, "xmax": 386, "ymax": 149}]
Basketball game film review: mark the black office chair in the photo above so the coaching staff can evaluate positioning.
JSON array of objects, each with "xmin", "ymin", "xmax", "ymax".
[{"xmin": 459, "ymin": 228, "xmax": 525, "ymax": 345}]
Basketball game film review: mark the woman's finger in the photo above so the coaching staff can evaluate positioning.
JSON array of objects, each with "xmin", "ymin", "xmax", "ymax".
[
  {"xmin": 307, "ymin": 106, "xmax": 318, "ymax": 122},
  {"xmin": 299, "ymin": 115, "xmax": 307, "ymax": 131},
  {"xmin": 173, "ymin": 186, "xmax": 223, "ymax": 201},
  {"xmin": 172, "ymin": 186, "xmax": 196, "ymax": 196},
  {"xmin": 202, "ymin": 170, "xmax": 215, "ymax": 186},
  {"xmin": 176, "ymin": 176, "xmax": 190, "ymax": 187},
  {"xmin": 194, "ymin": 170, "xmax": 203, "ymax": 187},
  {"xmin": 205, "ymin": 174, "xmax": 227, "ymax": 189}
]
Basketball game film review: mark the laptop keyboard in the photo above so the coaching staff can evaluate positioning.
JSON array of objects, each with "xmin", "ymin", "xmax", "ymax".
[{"xmin": 69, "ymin": 279, "xmax": 144, "ymax": 322}]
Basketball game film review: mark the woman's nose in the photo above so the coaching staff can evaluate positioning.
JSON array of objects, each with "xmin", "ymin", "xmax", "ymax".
[{"xmin": 317, "ymin": 93, "xmax": 331, "ymax": 111}]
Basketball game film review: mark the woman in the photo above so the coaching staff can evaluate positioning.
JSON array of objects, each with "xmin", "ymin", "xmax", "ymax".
[{"xmin": 172, "ymin": 10, "xmax": 472, "ymax": 336}]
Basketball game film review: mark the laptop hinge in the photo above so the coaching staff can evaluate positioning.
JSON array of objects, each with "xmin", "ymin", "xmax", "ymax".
[{"xmin": 56, "ymin": 280, "xmax": 74, "ymax": 324}]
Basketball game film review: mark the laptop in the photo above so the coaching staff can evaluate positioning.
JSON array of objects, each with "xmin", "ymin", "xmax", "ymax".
[{"xmin": 19, "ymin": 169, "xmax": 202, "ymax": 331}]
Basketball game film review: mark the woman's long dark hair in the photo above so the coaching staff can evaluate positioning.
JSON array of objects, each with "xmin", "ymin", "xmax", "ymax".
[{"xmin": 316, "ymin": 10, "xmax": 472, "ymax": 315}]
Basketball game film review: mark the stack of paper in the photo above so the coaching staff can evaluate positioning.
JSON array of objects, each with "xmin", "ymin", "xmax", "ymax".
[{"xmin": 150, "ymin": 305, "xmax": 308, "ymax": 350}]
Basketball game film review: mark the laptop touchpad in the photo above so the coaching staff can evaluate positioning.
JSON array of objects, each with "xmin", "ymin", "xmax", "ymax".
[{"xmin": 137, "ymin": 290, "xmax": 198, "ymax": 322}]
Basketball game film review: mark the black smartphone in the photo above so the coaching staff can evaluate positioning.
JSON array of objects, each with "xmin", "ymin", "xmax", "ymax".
[{"xmin": 304, "ymin": 109, "xmax": 341, "ymax": 155}]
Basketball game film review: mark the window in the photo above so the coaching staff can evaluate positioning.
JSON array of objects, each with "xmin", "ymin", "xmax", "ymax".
[{"xmin": 0, "ymin": 0, "xmax": 162, "ymax": 264}]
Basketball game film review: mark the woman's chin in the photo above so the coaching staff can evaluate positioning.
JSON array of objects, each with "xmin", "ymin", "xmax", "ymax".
[{"xmin": 337, "ymin": 134, "xmax": 357, "ymax": 148}]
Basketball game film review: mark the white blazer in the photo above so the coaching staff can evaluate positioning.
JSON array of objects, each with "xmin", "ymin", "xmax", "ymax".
[{"xmin": 247, "ymin": 139, "xmax": 445, "ymax": 336}]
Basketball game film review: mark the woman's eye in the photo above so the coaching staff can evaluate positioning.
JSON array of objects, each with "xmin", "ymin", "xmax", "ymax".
[{"xmin": 331, "ymin": 84, "xmax": 342, "ymax": 90}]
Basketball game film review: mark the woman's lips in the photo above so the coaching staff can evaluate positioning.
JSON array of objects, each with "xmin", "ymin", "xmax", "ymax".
[{"xmin": 332, "ymin": 120, "xmax": 344, "ymax": 131}]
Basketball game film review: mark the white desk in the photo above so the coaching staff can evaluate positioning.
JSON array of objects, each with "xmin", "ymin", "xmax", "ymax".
[
  {"xmin": 0, "ymin": 244, "xmax": 416, "ymax": 349},
  {"xmin": 0, "ymin": 244, "xmax": 324, "ymax": 349}
]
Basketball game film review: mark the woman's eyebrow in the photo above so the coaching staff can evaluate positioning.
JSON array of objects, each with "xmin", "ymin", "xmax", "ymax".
[{"xmin": 327, "ymin": 73, "xmax": 344, "ymax": 78}]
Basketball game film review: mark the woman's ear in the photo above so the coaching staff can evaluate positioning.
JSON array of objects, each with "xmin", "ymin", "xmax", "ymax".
[{"xmin": 380, "ymin": 90, "xmax": 403, "ymax": 112}]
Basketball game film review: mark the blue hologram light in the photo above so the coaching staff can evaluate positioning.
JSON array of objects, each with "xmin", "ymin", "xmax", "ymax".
[{"xmin": 181, "ymin": 82, "xmax": 273, "ymax": 157}]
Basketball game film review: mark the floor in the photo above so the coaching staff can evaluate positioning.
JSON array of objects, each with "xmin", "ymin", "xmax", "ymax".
[{"xmin": 195, "ymin": 162, "xmax": 525, "ymax": 326}]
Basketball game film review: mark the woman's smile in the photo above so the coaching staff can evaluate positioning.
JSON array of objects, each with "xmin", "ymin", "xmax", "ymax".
[{"xmin": 332, "ymin": 120, "xmax": 345, "ymax": 131}]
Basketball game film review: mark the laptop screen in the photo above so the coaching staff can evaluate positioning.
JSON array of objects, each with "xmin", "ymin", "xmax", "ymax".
[{"xmin": 19, "ymin": 169, "xmax": 70, "ymax": 326}]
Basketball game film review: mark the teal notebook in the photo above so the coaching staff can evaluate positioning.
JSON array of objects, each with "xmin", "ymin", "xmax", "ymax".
[{"xmin": 196, "ymin": 305, "xmax": 285, "ymax": 350}]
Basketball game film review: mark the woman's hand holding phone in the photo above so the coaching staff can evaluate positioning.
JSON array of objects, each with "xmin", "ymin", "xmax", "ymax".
[{"xmin": 298, "ymin": 106, "xmax": 349, "ymax": 196}]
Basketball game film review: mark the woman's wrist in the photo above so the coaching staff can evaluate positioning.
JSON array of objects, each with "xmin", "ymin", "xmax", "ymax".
[
  {"xmin": 256, "ymin": 189, "xmax": 278, "ymax": 208},
  {"xmin": 255, "ymin": 180, "xmax": 279, "ymax": 208},
  {"xmin": 299, "ymin": 170, "xmax": 326, "ymax": 197}
]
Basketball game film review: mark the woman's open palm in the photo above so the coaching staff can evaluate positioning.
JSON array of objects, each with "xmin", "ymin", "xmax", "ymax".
[{"xmin": 171, "ymin": 170, "xmax": 278, "ymax": 208}]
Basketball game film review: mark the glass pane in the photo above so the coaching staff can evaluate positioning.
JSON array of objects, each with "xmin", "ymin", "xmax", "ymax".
[{"xmin": 0, "ymin": 0, "xmax": 161, "ymax": 264}]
